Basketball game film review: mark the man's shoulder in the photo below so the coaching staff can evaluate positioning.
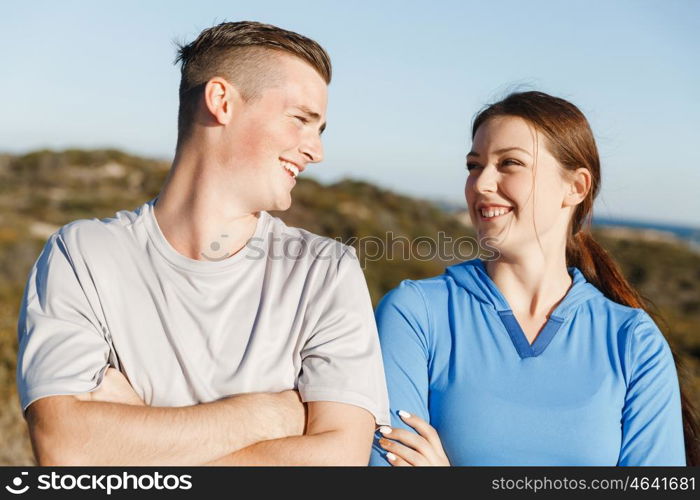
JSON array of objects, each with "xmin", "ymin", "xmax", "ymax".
[
  {"xmin": 265, "ymin": 212, "xmax": 355, "ymax": 264},
  {"xmin": 52, "ymin": 203, "xmax": 147, "ymax": 253}
]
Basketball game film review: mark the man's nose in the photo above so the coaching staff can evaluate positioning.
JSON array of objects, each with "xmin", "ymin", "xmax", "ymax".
[{"xmin": 300, "ymin": 133, "xmax": 324, "ymax": 164}]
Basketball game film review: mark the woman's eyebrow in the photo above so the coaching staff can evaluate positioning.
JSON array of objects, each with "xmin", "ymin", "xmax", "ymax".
[
  {"xmin": 493, "ymin": 147, "xmax": 532, "ymax": 156},
  {"xmin": 467, "ymin": 147, "xmax": 532, "ymax": 158}
]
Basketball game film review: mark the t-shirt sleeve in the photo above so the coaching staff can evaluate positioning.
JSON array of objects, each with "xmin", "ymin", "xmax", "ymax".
[
  {"xmin": 369, "ymin": 280, "xmax": 431, "ymax": 466},
  {"xmin": 617, "ymin": 311, "xmax": 686, "ymax": 466},
  {"xmin": 297, "ymin": 245, "xmax": 390, "ymax": 427},
  {"xmin": 16, "ymin": 230, "xmax": 111, "ymax": 413}
]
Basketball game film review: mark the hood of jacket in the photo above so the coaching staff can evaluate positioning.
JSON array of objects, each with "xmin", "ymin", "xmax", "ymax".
[{"xmin": 445, "ymin": 259, "xmax": 603, "ymax": 322}]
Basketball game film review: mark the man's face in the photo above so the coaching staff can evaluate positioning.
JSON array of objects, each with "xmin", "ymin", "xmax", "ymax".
[{"xmin": 225, "ymin": 54, "xmax": 328, "ymax": 212}]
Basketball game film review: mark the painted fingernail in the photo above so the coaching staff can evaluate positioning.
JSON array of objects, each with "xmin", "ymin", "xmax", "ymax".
[
  {"xmin": 379, "ymin": 426, "xmax": 392, "ymax": 435},
  {"xmin": 398, "ymin": 410, "xmax": 411, "ymax": 418},
  {"xmin": 386, "ymin": 452, "xmax": 397, "ymax": 461}
]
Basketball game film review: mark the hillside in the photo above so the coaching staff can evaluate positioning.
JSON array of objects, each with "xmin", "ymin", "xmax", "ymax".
[{"xmin": 0, "ymin": 149, "xmax": 698, "ymax": 465}]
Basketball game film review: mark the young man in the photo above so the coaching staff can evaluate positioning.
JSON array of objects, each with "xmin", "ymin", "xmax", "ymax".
[{"xmin": 17, "ymin": 21, "xmax": 390, "ymax": 465}]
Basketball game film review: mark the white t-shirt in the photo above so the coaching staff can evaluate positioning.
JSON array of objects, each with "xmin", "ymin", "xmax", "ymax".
[{"xmin": 17, "ymin": 198, "xmax": 390, "ymax": 425}]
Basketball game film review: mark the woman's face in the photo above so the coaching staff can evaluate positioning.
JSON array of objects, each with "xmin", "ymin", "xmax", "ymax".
[{"xmin": 465, "ymin": 115, "xmax": 577, "ymax": 257}]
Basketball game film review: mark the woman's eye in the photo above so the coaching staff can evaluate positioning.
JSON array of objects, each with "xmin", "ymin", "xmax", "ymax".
[
  {"xmin": 501, "ymin": 158, "xmax": 523, "ymax": 167},
  {"xmin": 466, "ymin": 162, "xmax": 481, "ymax": 171}
]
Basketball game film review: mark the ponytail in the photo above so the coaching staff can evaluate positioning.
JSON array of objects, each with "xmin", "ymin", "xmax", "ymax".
[
  {"xmin": 567, "ymin": 232, "xmax": 646, "ymax": 308},
  {"xmin": 568, "ymin": 231, "xmax": 700, "ymax": 465}
]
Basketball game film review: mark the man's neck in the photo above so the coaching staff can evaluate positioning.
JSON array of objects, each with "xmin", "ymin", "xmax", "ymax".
[{"xmin": 154, "ymin": 152, "xmax": 260, "ymax": 262}]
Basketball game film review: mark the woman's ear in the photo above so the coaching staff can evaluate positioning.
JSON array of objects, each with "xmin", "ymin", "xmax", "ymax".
[{"xmin": 564, "ymin": 167, "xmax": 592, "ymax": 207}]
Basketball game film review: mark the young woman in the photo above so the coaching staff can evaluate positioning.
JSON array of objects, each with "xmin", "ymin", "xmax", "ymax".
[{"xmin": 369, "ymin": 91, "xmax": 696, "ymax": 466}]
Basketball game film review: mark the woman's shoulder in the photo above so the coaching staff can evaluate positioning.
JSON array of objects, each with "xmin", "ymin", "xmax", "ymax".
[
  {"xmin": 378, "ymin": 271, "xmax": 455, "ymax": 310},
  {"xmin": 376, "ymin": 258, "xmax": 490, "ymax": 319},
  {"xmin": 374, "ymin": 270, "xmax": 457, "ymax": 344},
  {"xmin": 580, "ymin": 292, "xmax": 671, "ymax": 378},
  {"xmin": 580, "ymin": 287, "xmax": 658, "ymax": 334}
]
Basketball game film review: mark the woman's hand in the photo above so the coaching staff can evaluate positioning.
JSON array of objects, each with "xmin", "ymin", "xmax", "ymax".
[{"xmin": 378, "ymin": 410, "xmax": 450, "ymax": 466}]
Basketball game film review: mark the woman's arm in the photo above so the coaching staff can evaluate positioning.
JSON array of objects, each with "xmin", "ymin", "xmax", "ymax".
[
  {"xmin": 369, "ymin": 280, "xmax": 441, "ymax": 466},
  {"xmin": 618, "ymin": 311, "xmax": 685, "ymax": 466}
]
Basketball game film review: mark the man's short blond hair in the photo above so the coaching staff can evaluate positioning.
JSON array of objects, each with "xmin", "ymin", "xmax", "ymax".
[{"xmin": 174, "ymin": 20, "xmax": 332, "ymax": 144}]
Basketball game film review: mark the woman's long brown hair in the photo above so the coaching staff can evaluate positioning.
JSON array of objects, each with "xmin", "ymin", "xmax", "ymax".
[{"xmin": 472, "ymin": 91, "xmax": 699, "ymax": 465}]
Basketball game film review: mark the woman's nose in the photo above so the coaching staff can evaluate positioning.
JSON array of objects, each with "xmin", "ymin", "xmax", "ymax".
[{"xmin": 473, "ymin": 165, "xmax": 498, "ymax": 193}]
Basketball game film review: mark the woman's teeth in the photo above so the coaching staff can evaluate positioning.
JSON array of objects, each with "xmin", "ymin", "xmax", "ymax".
[
  {"xmin": 480, "ymin": 207, "xmax": 511, "ymax": 218},
  {"xmin": 281, "ymin": 160, "xmax": 299, "ymax": 178}
]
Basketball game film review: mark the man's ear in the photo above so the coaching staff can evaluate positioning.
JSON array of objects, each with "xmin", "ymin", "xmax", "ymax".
[
  {"xmin": 203, "ymin": 77, "xmax": 238, "ymax": 126},
  {"xmin": 563, "ymin": 167, "xmax": 592, "ymax": 207}
]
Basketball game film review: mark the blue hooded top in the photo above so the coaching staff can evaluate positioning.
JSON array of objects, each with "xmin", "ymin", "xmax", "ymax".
[{"xmin": 369, "ymin": 259, "xmax": 685, "ymax": 466}]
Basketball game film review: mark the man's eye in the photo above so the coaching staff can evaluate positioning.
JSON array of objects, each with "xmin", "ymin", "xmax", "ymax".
[
  {"xmin": 295, "ymin": 115, "xmax": 308, "ymax": 124},
  {"xmin": 466, "ymin": 162, "xmax": 481, "ymax": 171}
]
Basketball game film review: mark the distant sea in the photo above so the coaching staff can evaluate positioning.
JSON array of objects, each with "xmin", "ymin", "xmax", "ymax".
[{"xmin": 593, "ymin": 217, "xmax": 700, "ymax": 246}]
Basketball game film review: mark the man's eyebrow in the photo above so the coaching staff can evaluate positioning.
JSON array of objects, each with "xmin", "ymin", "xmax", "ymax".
[
  {"xmin": 296, "ymin": 105, "xmax": 321, "ymax": 120},
  {"xmin": 467, "ymin": 147, "xmax": 532, "ymax": 158},
  {"xmin": 295, "ymin": 105, "xmax": 326, "ymax": 134}
]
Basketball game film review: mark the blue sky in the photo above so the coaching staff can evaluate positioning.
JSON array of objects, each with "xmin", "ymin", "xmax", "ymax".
[{"xmin": 2, "ymin": 0, "xmax": 698, "ymax": 225}]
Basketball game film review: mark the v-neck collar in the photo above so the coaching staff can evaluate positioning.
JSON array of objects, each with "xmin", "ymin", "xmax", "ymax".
[
  {"xmin": 497, "ymin": 310, "xmax": 565, "ymax": 358},
  {"xmin": 446, "ymin": 259, "xmax": 600, "ymax": 359}
]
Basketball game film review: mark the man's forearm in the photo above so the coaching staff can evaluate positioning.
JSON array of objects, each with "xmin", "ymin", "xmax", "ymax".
[
  {"xmin": 204, "ymin": 430, "xmax": 373, "ymax": 466},
  {"xmin": 29, "ymin": 391, "xmax": 303, "ymax": 466},
  {"xmin": 202, "ymin": 401, "xmax": 375, "ymax": 466}
]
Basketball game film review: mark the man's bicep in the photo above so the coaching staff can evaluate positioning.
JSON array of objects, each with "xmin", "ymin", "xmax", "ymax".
[
  {"xmin": 299, "ymin": 247, "xmax": 391, "ymax": 427},
  {"xmin": 17, "ymin": 231, "xmax": 111, "ymax": 413},
  {"xmin": 306, "ymin": 400, "xmax": 375, "ymax": 434},
  {"xmin": 306, "ymin": 401, "xmax": 375, "ymax": 462}
]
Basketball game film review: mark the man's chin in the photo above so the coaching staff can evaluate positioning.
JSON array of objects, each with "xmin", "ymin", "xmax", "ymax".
[{"xmin": 268, "ymin": 195, "xmax": 293, "ymax": 212}]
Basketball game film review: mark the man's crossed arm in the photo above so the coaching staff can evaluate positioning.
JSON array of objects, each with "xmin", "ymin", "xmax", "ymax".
[
  {"xmin": 204, "ymin": 400, "xmax": 374, "ymax": 466},
  {"xmin": 26, "ymin": 368, "xmax": 374, "ymax": 466}
]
